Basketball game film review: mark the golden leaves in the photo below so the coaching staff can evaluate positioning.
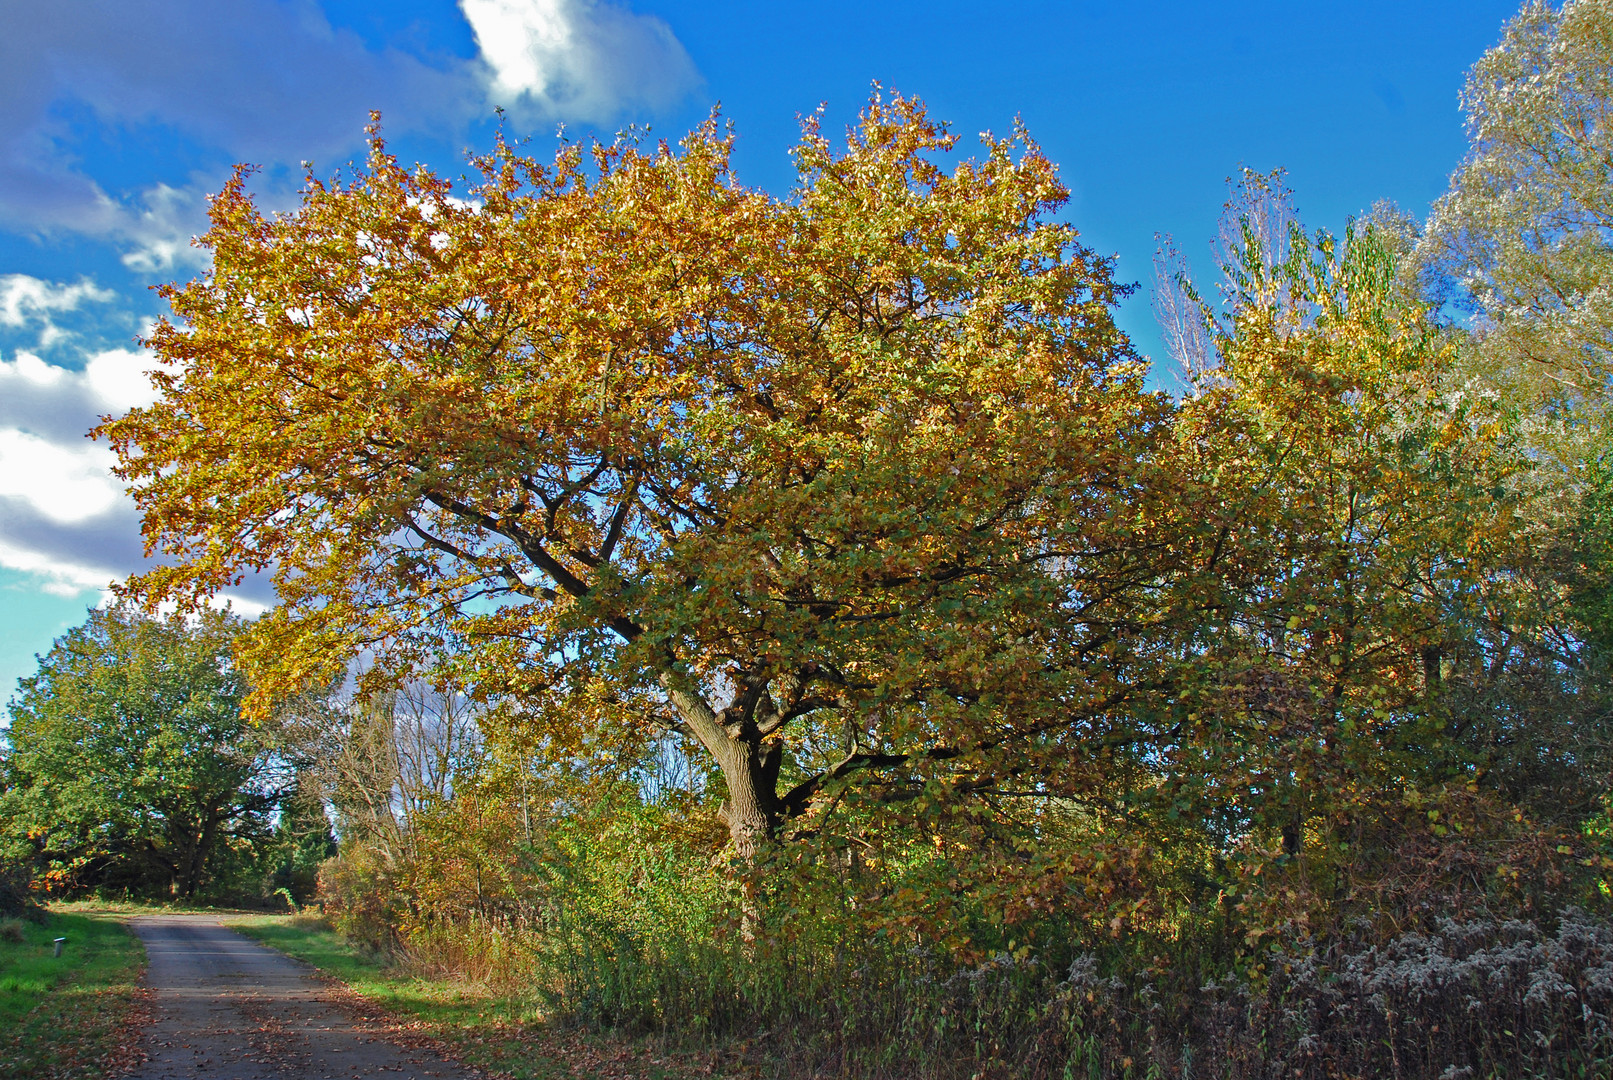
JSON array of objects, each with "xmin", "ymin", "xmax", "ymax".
[{"xmin": 104, "ymin": 94, "xmax": 1152, "ymax": 722}]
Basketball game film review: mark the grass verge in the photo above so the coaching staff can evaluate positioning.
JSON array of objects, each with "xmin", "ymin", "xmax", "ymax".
[
  {"xmin": 0, "ymin": 910, "xmax": 147, "ymax": 1080},
  {"xmin": 226, "ymin": 913, "xmax": 728, "ymax": 1080}
]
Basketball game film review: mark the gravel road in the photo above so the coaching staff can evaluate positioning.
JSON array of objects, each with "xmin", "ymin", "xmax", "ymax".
[{"xmin": 125, "ymin": 915, "xmax": 480, "ymax": 1080}]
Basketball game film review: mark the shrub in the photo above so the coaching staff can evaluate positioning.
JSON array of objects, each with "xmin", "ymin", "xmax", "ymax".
[
  {"xmin": 316, "ymin": 851, "xmax": 403, "ymax": 951},
  {"xmin": 0, "ymin": 862, "xmax": 44, "ymax": 922}
]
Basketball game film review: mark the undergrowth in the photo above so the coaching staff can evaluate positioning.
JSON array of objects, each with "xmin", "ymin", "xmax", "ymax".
[
  {"xmin": 228, "ymin": 912, "xmax": 726, "ymax": 1080},
  {"xmin": 308, "ymin": 792, "xmax": 1613, "ymax": 1080}
]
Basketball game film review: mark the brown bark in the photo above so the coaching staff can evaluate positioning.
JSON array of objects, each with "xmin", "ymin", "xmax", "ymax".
[
  {"xmin": 178, "ymin": 810, "xmax": 221, "ymax": 898},
  {"xmin": 660, "ymin": 676, "xmax": 789, "ymax": 945},
  {"xmin": 1422, "ymin": 644, "xmax": 1443, "ymax": 697},
  {"xmin": 715, "ymin": 739, "xmax": 782, "ymax": 863},
  {"xmin": 660, "ymin": 678, "xmax": 785, "ymax": 859}
]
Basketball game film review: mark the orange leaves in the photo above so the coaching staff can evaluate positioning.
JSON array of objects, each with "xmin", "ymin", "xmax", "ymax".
[
  {"xmin": 102, "ymin": 94, "xmax": 1152, "ymax": 722},
  {"xmin": 96, "ymin": 93, "xmax": 1203, "ymax": 887}
]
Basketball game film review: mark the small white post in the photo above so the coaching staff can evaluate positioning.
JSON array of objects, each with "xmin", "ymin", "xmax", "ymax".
[{"xmin": 52, "ymin": 937, "xmax": 65, "ymax": 957}]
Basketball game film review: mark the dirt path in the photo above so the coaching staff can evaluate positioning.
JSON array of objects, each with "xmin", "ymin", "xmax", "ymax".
[{"xmin": 125, "ymin": 914, "xmax": 482, "ymax": 1080}]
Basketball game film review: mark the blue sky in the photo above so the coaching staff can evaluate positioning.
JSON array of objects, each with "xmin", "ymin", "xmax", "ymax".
[{"xmin": 0, "ymin": 0, "xmax": 1524, "ymax": 698}]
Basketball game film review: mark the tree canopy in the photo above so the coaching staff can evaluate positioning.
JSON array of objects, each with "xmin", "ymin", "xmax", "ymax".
[
  {"xmin": 101, "ymin": 81, "xmax": 1601, "ymax": 936},
  {"xmin": 1421, "ymin": 0, "xmax": 1613, "ymax": 452},
  {"xmin": 1414, "ymin": 0, "xmax": 1613, "ymax": 825},
  {"xmin": 105, "ymin": 95, "xmax": 1183, "ymax": 860},
  {"xmin": 0, "ymin": 606, "xmax": 280, "ymax": 898}
]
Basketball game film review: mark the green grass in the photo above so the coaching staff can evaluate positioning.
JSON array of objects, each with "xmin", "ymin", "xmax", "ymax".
[
  {"xmin": 226, "ymin": 913, "xmax": 536, "ymax": 1030},
  {"xmin": 227, "ymin": 913, "xmax": 719, "ymax": 1080},
  {"xmin": 0, "ymin": 911, "xmax": 146, "ymax": 1080}
]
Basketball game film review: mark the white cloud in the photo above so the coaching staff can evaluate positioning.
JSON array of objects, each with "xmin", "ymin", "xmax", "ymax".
[
  {"xmin": 0, "ymin": 0, "xmax": 700, "ymax": 264},
  {"xmin": 83, "ymin": 349, "xmax": 163, "ymax": 413},
  {"xmin": 0, "ymin": 430, "xmax": 121, "ymax": 525},
  {"xmin": 0, "ymin": 537, "xmax": 121, "ymax": 597},
  {"xmin": 115, "ymin": 184, "xmax": 210, "ymax": 274},
  {"xmin": 0, "ymin": 275, "xmax": 114, "ymax": 327},
  {"xmin": 0, "ymin": 328, "xmax": 276, "ymax": 611},
  {"xmin": 0, "ymin": 346, "xmax": 158, "ymax": 443},
  {"xmin": 0, "ymin": 331, "xmax": 159, "ymax": 596},
  {"xmin": 460, "ymin": 0, "xmax": 699, "ymax": 122},
  {"xmin": 0, "ymin": 1, "xmax": 477, "ymax": 260},
  {"xmin": 0, "ymin": 274, "xmax": 116, "ymax": 346}
]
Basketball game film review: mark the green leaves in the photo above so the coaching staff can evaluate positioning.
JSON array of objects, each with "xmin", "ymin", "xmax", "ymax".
[
  {"xmin": 0, "ymin": 606, "xmax": 277, "ymax": 898},
  {"xmin": 1420, "ymin": 0, "xmax": 1613, "ymax": 464}
]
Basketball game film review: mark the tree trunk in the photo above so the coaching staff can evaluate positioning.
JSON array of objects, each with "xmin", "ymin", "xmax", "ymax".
[
  {"xmin": 660, "ymin": 678, "xmax": 785, "ymax": 860},
  {"xmin": 715, "ymin": 740, "xmax": 781, "ymax": 948},
  {"xmin": 178, "ymin": 810, "xmax": 221, "ymax": 899},
  {"xmin": 1422, "ymin": 644, "xmax": 1443, "ymax": 699},
  {"xmin": 661, "ymin": 677, "xmax": 785, "ymax": 947},
  {"xmin": 716, "ymin": 738, "xmax": 782, "ymax": 863}
]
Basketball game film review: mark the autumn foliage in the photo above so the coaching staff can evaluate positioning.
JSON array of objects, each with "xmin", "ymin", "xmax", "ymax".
[{"xmin": 85, "ymin": 72, "xmax": 1613, "ymax": 1078}]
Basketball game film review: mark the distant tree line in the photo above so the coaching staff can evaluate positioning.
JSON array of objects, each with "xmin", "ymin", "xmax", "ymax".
[{"xmin": 0, "ymin": 607, "xmax": 332, "ymax": 903}]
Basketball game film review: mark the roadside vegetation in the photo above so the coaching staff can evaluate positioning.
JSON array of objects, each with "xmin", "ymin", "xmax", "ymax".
[
  {"xmin": 228, "ymin": 912, "xmax": 727, "ymax": 1080},
  {"xmin": 0, "ymin": 910, "xmax": 145, "ymax": 1080}
]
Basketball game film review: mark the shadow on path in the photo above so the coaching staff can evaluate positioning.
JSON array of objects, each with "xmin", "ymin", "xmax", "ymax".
[{"xmin": 126, "ymin": 914, "xmax": 479, "ymax": 1080}]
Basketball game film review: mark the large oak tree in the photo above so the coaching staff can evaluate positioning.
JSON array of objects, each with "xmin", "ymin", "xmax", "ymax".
[{"xmin": 105, "ymin": 96, "xmax": 1181, "ymax": 861}]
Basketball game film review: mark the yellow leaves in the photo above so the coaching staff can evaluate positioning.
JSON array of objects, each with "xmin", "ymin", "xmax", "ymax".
[{"xmin": 104, "ymin": 93, "xmax": 1160, "ymax": 748}]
